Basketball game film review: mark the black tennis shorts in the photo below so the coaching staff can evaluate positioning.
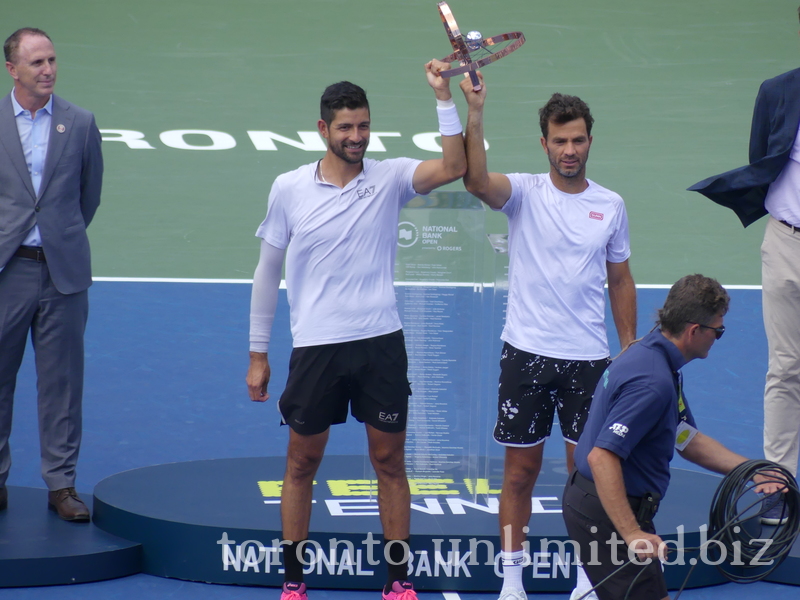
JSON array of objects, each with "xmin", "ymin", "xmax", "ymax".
[
  {"xmin": 278, "ymin": 329, "xmax": 412, "ymax": 435},
  {"xmin": 493, "ymin": 343, "xmax": 610, "ymax": 446}
]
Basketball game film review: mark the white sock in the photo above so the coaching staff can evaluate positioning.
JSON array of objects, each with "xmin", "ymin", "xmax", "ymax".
[{"xmin": 500, "ymin": 550, "xmax": 525, "ymax": 591}]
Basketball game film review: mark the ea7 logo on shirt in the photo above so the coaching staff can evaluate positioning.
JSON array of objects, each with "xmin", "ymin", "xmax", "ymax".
[
  {"xmin": 589, "ymin": 211, "xmax": 604, "ymax": 221},
  {"xmin": 379, "ymin": 412, "xmax": 399, "ymax": 423},
  {"xmin": 609, "ymin": 423, "xmax": 629, "ymax": 438},
  {"xmin": 357, "ymin": 186, "xmax": 376, "ymax": 199}
]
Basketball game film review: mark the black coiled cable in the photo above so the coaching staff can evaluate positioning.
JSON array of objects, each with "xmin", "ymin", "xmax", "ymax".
[
  {"xmin": 705, "ymin": 459, "xmax": 800, "ymax": 583},
  {"xmin": 575, "ymin": 460, "xmax": 800, "ymax": 600}
]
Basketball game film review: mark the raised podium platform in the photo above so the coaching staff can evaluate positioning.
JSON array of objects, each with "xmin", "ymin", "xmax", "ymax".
[
  {"xmin": 3, "ymin": 459, "xmax": 798, "ymax": 591},
  {"xmin": 0, "ymin": 486, "xmax": 141, "ymax": 587},
  {"xmin": 89, "ymin": 455, "xmax": 800, "ymax": 593}
]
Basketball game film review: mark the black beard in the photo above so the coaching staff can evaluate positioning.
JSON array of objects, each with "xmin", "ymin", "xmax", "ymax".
[{"xmin": 330, "ymin": 141, "xmax": 366, "ymax": 164}]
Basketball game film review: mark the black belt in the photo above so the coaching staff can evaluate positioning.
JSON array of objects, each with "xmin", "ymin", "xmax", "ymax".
[
  {"xmin": 570, "ymin": 469, "xmax": 660, "ymax": 523},
  {"xmin": 14, "ymin": 246, "xmax": 46, "ymax": 263},
  {"xmin": 778, "ymin": 220, "xmax": 798, "ymax": 232}
]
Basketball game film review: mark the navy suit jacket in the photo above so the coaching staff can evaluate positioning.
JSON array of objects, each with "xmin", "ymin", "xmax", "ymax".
[
  {"xmin": 688, "ymin": 67, "xmax": 800, "ymax": 227},
  {"xmin": 0, "ymin": 93, "xmax": 103, "ymax": 294}
]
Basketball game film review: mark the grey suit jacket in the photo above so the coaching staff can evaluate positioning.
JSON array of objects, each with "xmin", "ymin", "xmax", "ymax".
[
  {"xmin": 688, "ymin": 68, "xmax": 800, "ymax": 228},
  {"xmin": 0, "ymin": 92, "xmax": 103, "ymax": 294}
]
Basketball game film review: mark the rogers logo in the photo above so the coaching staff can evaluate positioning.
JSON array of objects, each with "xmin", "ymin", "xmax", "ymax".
[{"xmin": 589, "ymin": 211, "xmax": 604, "ymax": 221}]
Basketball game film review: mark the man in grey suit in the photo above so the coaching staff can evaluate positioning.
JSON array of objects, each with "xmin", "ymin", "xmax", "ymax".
[{"xmin": 0, "ymin": 27, "xmax": 103, "ymax": 521}]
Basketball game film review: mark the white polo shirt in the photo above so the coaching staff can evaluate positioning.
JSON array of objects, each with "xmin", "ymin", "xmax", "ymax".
[
  {"xmin": 256, "ymin": 157, "xmax": 421, "ymax": 347},
  {"xmin": 499, "ymin": 173, "xmax": 631, "ymax": 361}
]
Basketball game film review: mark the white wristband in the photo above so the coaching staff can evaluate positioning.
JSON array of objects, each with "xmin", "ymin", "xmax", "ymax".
[{"xmin": 436, "ymin": 102, "xmax": 462, "ymax": 136}]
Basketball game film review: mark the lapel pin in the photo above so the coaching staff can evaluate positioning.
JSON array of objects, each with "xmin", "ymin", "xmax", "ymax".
[{"xmin": 56, "ymin": 124, "xmax": 66, "ymax": 133}]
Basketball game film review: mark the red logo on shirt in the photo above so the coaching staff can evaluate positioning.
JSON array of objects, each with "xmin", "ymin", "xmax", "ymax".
[{"xmin": 589, "ymin": 211, "xmax": 604, "ymax": 221}]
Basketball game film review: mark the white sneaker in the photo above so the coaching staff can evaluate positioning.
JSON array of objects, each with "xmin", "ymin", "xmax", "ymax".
[
  {"xmin": 569, "ymin": 587, "xmax": 599, "ymax": 600},
  {"xmin": 497, "ymin": 589, "xmax": 527, "ymax": 600}
]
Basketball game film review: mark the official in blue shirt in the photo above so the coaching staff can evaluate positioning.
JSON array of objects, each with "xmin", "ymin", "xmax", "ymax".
[
  {"xmin": 574, "ymin": 325, "xmax": 694, "ymax": 501},
  {"xmin": 563, "ymin": 274, "xmax": 785, "ymax": 600}
]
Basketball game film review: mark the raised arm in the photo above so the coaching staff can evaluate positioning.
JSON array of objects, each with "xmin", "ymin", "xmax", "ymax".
[
  {"xmin": 411, "ymin": 59, "xmax": 467, "ymax": 195},
  {"xmin": 607, "ymin": 259, "xmax": 637, "ymax": 350},
  {"xmin": 246, "ymin": 239, "xmax": 285, "ymax": 402},
  {"xmin": 459, "ymin": 71, "xmax": 512, "ymax": 209}
]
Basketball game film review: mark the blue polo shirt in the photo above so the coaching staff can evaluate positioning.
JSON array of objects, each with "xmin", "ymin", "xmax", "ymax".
[{"xmin": 574, "ymin": 328, "xmax": 695, "ymax": 498}]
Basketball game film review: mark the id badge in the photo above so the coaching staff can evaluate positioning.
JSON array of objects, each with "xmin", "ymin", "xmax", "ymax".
[{"xmin": 675, "ymin": 421, "xmax": 698, "ymax": 451}]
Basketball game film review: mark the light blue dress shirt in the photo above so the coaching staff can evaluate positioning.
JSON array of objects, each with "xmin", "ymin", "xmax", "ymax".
[{"xmin": 11, "ymin": 88, "xmax": 53, "ymax": 247}]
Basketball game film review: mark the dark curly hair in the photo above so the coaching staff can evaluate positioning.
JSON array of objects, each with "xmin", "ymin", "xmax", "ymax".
[{"xmin": 539, "ymin": 93, "xmax": 594, "ymax": 138}]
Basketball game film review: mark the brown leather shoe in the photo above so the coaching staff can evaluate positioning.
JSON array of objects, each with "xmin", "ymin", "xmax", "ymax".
[
  {"xmin": 0, "ymin": 486, "xmax": 7, "ymax": 511},
  {"xmin": 48, "ymin": 487, "xmax": 90, "ymax": 522}
]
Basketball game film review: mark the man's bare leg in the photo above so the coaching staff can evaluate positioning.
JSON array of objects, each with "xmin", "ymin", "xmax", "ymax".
[
  {"xmin": 366, "ymin": 424, "xmax": 410, "ymax": 538},
  {"xmin": 281, "ymin": 427, "xmax": 330, "ymax": 539},
  {"xmin": 499, "ymin": 444, "xmax": 544, "ymax": 551},
  {"xmin": 497, "ymin": 444, "xmax": 545, "ymax": 599},
  {"xmin": 366, "ymin": 424, "xmax": 411, "ymax": 592},
  {"xmin": 280, "ymin": 427, "xmax": 330, "ymax": 588},
  {"xmin": 565, "ymin": 440, "xmax": 577, "ymax": 474}
]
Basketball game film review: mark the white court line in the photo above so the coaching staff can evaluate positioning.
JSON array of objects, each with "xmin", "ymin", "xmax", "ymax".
[
  {"xmin": 92, "ymin": 277, "xmax": 763, "ymax": 290},
  {"xmin": 93, "ymin": 278, "xmax": 472, "ymax": 287},
  {"xmin": 442, "ymin": 594, "xmax": 462, "ymax": 600},
  {"xmin": 93, "ymin": 277, "xmax": 255, "ymax": 284},
  {"xmin": 636, "ymin": 283, "xmax": 762, "ymax": 290}
]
